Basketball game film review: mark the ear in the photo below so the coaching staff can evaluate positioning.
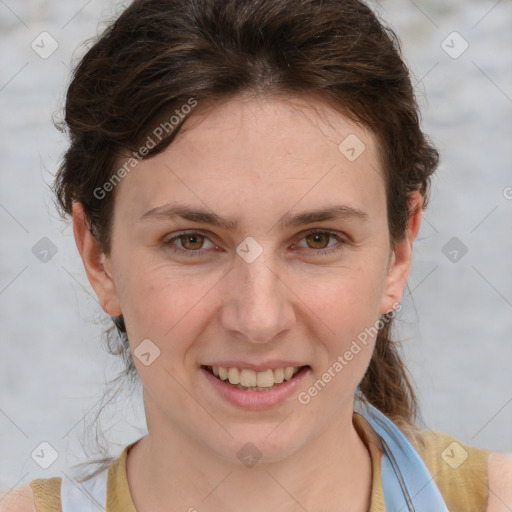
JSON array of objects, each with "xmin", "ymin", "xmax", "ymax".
[
  {"xmin": 72, "ymin": 202, "xmax": 122, "ymax": 316},
  {"xmin": 379, "ymin": 191, "xmax": 423, "ymax": 314}
]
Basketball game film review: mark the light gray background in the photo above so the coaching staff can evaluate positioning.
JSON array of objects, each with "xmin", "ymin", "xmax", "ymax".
[{"xmin": 1, "ymin": 0, "xmax": 511, "ymax": 493}]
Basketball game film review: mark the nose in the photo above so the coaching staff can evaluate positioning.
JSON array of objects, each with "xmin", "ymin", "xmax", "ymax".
[{"xmin": 219, "ymin": 251, "xmax": 295, "ymax": 344}]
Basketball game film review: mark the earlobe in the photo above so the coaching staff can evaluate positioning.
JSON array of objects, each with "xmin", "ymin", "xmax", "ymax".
[
  {"xmin": 380, "ymin": 191, "xmax": 423, "ymax": 314},
  {"xmin": 72, "ymin": 202, "xmax": 122, "ymax": 316}
]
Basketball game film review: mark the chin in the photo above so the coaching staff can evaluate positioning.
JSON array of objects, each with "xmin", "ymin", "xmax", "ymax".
[{"xmin": 205, "ymin": 422, "xmax": 306, "ymax": 465}]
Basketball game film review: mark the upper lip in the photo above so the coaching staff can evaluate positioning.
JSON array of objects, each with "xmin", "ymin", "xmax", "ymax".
[{"xmin": 201, "ymin": 361, "xmax": 309, "ymax": 371}]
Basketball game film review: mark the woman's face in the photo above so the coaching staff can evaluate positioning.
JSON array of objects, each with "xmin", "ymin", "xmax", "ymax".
[{"xmin": 76, "ymin": 94, "xmax": 418, "ymax": 463}]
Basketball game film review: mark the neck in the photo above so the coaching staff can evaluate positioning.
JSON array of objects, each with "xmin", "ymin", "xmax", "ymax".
[{"xmin": 126, "ymin": 410, "xmax": 372, "ymax": 512}]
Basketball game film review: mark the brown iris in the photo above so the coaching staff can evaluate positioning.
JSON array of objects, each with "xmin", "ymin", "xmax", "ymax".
[
  {"xmin": 179, "ymin": 233, "xmax": 205, "ymax": 250},
  {"xmin": 305, "ymin": 232, "xmax": 331, "ymax": 250}
]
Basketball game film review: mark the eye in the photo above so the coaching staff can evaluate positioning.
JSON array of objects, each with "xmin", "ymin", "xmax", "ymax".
[
  {"xmin": 162, "ymin": 229, "xmax": 348, "ymax": 258},
  {"xmin": 163, "ymin": 231, "xmax": 217, "ymax": 256},
  {"xmin": 294, "ymin": 230, "xmax": 348, "ymax": 256}
]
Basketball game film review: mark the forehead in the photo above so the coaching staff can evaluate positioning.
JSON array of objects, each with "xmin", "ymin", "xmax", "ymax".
[{"xmin": 113, "ymin": 94, "xmax": 386, "ymax": 226}]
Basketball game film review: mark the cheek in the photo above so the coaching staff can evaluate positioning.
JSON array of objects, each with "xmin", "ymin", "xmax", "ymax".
[
  {"xmin": 298, "ymin": 280, "xmax": 383, "ymax": 405},
  {"xmin": 117, "ymin": 263, "xmax": 222, "ymax": 352},
  {"xmin": 115, "ymin": 242, "xmax": 389, "ymax": 363},
  {"xmin": 298, "ymin": 261, "xmax": 387, "ymax": 374},
  {"xmin": 301, "ymin": 259, "xmax": 388, "ymax": 332}
]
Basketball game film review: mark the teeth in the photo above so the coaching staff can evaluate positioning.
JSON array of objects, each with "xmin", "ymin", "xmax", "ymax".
[
  {"xmin": 228, "ymin": 367, "xmax": 240, "ymax": 385},
  {"xmin": 273, "ymin": 368, "xmax": 284, "ymax": 383},
  {"xmin": 284, "ymin": 367, "xmax": 294, "ymax": 380},
  {"xmin": 256, "ymin": 369, "xmax": 274, "ymax": 387},
  {"xmin": 210, "ymin": 365, "xmax": 303, "ymax": 388},
  {"xmin": 240, "ymin": 368, "xmax": 257, "ymax": 387}
]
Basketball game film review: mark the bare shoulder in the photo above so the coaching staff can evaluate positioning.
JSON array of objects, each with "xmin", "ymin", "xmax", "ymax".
[
  {"xmin": 487, "ymin": 452, "xmax": 512, "ymax": 512},
  {"xmin": 0, "ymin": 484, "xmax": 37, "ymax": 512}
]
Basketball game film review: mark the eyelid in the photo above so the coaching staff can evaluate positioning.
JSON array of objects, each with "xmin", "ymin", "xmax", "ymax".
[
  {"xmin": 291, "ymin": 229, "xmax": 348, "ymax": 251},
  {"xmin": 164, "ymin": 229, "xmax": 218, "ymax": 248},
  {"xmin": 294, "ymin": 228, "xmax": 347, "ymax": 242}
]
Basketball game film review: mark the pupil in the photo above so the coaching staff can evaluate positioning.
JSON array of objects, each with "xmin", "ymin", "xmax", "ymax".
[
  {"xmin": 309, "ymin": 233, "xmax": 328, "ymax": 248},
  {"xmin": 183, "ymin": 234, "xmax": 202, "ymax": 249}
]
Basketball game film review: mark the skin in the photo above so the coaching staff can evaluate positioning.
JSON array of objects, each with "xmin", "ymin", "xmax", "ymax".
[
  {"xmin": 72, "ymin": 93, "xmax": 422, "ymax": 512},
  {"xmin": 2, "ymin": 95, "xmax": 511, "ymax": 512}
]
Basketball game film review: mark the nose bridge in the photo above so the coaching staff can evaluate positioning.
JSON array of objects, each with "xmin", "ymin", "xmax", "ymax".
[{"xmin": 221, "ymin": 246, "xmax": 293, "ymax": 343}]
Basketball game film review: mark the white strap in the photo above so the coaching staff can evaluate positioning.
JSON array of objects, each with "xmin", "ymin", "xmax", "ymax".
[{"xmin": 61, "ymin": 468, "xmax": 108, "ymax": 512}]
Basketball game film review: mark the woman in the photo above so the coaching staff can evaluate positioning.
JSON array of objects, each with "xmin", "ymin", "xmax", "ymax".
[{"xmin": 4, "ymin": 0, "xmax": 511, "ymax": 510}]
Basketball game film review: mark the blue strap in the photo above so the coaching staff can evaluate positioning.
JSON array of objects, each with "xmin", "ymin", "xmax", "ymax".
[{"xmin": 356, "ymin": 400, "xmax": 449, "ymax": 511}]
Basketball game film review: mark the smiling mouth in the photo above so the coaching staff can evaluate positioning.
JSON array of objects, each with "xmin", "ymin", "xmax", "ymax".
[{"xmin": 202, "ymin": 365, "xmax": 310, "ymax": 391}]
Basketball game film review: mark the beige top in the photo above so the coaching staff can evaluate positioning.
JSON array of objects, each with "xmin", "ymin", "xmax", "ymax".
[{"xmin": 29, "ymin": 412, "xmax": 491, "ymax": 511}]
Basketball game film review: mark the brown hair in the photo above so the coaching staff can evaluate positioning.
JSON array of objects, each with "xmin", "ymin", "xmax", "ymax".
[{"xmin": 54, "ymin": 0, "xmax": 438, "ymax": 476}]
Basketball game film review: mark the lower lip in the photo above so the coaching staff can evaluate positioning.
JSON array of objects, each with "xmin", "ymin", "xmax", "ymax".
[{"xmin": 200, "ymin": 366, "xmax": 310, "ymax": 410}]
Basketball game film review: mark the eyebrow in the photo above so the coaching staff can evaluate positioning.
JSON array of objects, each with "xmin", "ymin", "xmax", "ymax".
[{"xmin": 138, "ymin": 202, "xmax": 368, "ymax": 231}]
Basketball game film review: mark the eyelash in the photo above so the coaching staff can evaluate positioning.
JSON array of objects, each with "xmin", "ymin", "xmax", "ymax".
[{"xmin": 162, "ymin": 230, "xmax": 348, "ymax": 257}]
